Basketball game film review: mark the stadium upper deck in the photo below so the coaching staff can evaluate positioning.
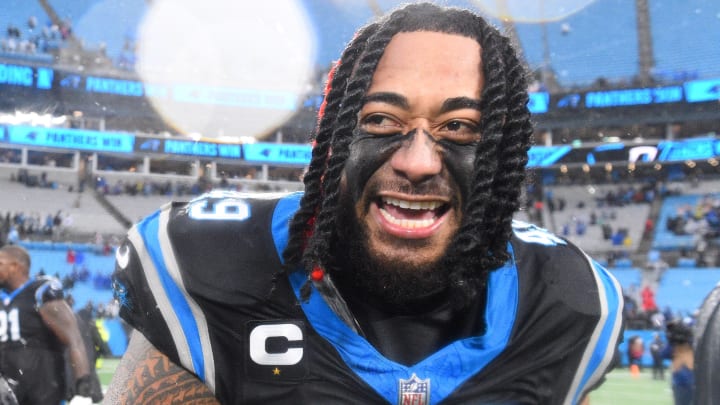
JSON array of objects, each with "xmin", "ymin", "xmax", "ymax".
[
  {"xmin": 3, "ymin": 0, "xmax": 719, "ymax": 85},
  {"xmin": 1, "ymin": 1, "xmax": 718, "ymax": 139}
]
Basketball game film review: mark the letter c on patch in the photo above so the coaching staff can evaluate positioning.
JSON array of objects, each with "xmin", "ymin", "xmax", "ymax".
[{"xmin": 249, "ymin": 323, "xmax": 303, "ymax": 366}]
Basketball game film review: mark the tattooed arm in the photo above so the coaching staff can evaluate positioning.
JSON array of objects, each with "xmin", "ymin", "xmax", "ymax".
[{"xmin": 105, "ymin": 330, "xmax": 219, "ymax": 404}]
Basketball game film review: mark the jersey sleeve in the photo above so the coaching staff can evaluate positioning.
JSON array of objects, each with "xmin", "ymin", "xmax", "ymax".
[
  {"xmin": 111, "ymin": 191, "xmax": 295, "ymax": 396},
  {"xmin": 112, "ymin": 201, "xmax": 213, "ymax": 391},
  {"xmin": 565, "ymin": 251, "xmax": 625, "ymax": 402},
  {"xmin": 510, "ymin": 221, "xmax": 625, "ymax": 404}
]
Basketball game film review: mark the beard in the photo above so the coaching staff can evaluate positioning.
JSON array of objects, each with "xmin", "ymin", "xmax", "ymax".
[{"xmin": 330, "ymin": 192, "xmax": 450, "ymax": 313}]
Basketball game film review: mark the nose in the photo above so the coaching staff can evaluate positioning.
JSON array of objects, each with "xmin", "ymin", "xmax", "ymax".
[{"xmin": 389, "ymin": 130, "xmax": 442, "ymax": 183}]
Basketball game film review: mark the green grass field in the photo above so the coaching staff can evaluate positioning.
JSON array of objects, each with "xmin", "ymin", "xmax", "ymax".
[
  {"xmin": 590, "ymin": 367, "xmax": 673, "ymax": 405},
  {"xmin": 97, "ymin": 357, "xmax": 120, "ymax": 387},
  {"xmin": 97, "ymin": 359, "xmax": 674, "ymax": 404}
]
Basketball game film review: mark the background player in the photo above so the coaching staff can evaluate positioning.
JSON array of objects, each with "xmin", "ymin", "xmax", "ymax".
[
  {"xmin": 0, "ymin": 245, "xmax": 92, "ymax": 405},
  {"xmin": 107, "ymin": 3, "xmax": 623, "ymax": 404}
]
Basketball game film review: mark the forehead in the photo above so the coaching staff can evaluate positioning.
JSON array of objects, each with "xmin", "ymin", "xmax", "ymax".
[{"xmin": 366, "ymin": 31, "xmax": 484, "ymax": 100}]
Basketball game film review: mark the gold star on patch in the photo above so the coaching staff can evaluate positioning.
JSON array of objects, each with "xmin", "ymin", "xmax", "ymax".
[{"xmin": 273, "ymin": 367, "xmax": 281, "ymax": 376}]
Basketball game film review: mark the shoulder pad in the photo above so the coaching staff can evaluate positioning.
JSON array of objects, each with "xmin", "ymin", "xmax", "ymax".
[
  {"xmin": 34, "ymin": 276, "xmax": 65, "ymax": 309},
  {"xmin": 512, "ymin": 220, "xmax": 567, "ymax": 247}
]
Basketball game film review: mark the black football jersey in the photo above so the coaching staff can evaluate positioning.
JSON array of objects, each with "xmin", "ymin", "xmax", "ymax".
[
  {"xmin": 112, "ymin": 191, "xmax": 624, "ymax": 405},
  {"xmin": 0, "ymin": 276, "xmax": 65, "ymax": 352},
  {"xmin": 0, "ymin": 276, "xmax": 68, "ymax": 404}
]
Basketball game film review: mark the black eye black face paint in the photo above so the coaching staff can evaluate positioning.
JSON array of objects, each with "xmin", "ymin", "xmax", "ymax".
[
  {"xmin": 437, "ymin": 138, "xmax": 476, "ymax": 204},
  {"xmin": 343, "ymin": 127, "xmax": 478, "ymax": 204},
  {"xmin": 344, "ymin": 127, "xmax": 404, "ymax": 201}
]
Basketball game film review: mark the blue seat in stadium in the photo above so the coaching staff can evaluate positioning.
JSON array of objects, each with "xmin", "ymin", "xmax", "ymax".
[
  {"xmin": 656, "ymin": 268, "xmax": 720, "ymax": 315},
  {"xmin": 677, "ymin": 257, "xmax": 697, "ymax": 268},
  {"xmin": 609, "ymin": 268, "xmax": 642, "ymax": 291}
]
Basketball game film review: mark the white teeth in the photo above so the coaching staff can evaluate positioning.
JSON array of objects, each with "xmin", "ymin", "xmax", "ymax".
[
  {"xmin": 382, "ymin": 197, "xmax": 442, "ymax": 210},
  {"xmin": 379, "ymin": 208, "xmax": 436, "ymax": 229},
  {"xmin": 379, "ymin": 197, "xmax": 445, "ymax": 229}
]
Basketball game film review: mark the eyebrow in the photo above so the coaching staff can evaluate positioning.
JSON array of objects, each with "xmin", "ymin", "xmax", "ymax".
[
  {"xmin": 362, "ymin": 92, "xmax": 409, "ymax": 109},
  {"xmin": 361, "ymin": 92, "xmax": 482, "ymax": 114},
  {"xmin": 439, "ymin": 97, "xmax": 482, "ymax": 114}
]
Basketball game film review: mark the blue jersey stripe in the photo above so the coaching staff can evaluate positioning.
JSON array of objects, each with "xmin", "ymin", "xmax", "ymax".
[
  {"xmin": 568, "ymin": 258, "xmax": 624, "ymax": 404},
  {"xmin": 270, "ymin": 192, "xmax": 303, "ymax": 263},
  {"xmin": 579, "ymin": 260, "xmax": 623, "ymax": 396},
  {"xmin": 137, "ymin": 212, "xmax": 205, "ymax": 380}
]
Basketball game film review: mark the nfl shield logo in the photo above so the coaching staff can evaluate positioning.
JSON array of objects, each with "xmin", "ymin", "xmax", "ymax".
[{"xmin": 398, "ymin": 373, "xmax": 430, "ymax": 405}]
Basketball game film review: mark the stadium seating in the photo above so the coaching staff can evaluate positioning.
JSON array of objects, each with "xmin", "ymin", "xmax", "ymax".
[
  {"xmin": 103, "ymin": 194, "xmax": 179, "ymax": 224},
  {"xmin": 0, "ymin": 170, "xmax": 128, "ymax": 238},
  {"xmin": 653, "ymin": 185, "xmax": 720, "ymax": 251},
  {"xmin": 513, "ymin": 0, "xmax": 720, "ymax": 86},
  {"xmin": 543, "ymin": 184, "xmax": 651, "ymax": 255},
  {"xmin": 19, "ymin": 242, "xmax": 116, "ymax": 309},
  {"xmin": 655, "ymin": 268, "xmax": 720, "ymax": 316},
  {"xmin": 608, "ymin": 268, "xmax": 643, "ymax": 291}
]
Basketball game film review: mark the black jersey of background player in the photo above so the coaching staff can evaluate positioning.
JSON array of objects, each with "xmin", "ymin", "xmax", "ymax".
[
  {"xmin": 113, "ymin": 191, "xmax": 624, "ymax": 404},
  {"xmin": 0, "ymin": 276, "xmax": 65, "ymax": 351},
  {"xmin": 0, "ymin": 276, "xmax": 68, "ymax": 403}
]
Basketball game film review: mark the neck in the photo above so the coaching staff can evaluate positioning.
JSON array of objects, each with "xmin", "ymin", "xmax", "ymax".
[
  {"xmin": 329, "ymin": 261, "xmax": 449, "ymax": 316},
  {"xmin": 8, "ymin": 275, "xmax": 29, "ymax": 292}
]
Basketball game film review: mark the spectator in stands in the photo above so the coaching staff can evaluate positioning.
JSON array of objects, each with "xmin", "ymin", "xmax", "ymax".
[
  {"xmin": 641, "ymin": 285, "xmax": 658, "ymax": 313},
  {"xmin": 611, "ymin": 229, "xmax": 626, "ymax": 246},
  {"xmin": 6, "ymin": 226, "xmax": 19, "ymax": 245},
  {"xmin": 622, "ymin": 290, "xmax": 643, "ymax": 328},
  {"xmin": 602, "ymin": 223, "xmax": 613, "ymax": 240}
]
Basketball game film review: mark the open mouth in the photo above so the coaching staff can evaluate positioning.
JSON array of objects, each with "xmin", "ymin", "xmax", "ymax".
[{"xmin": 377, "ymin": 196, "xmax": 450, "ymax": 229}]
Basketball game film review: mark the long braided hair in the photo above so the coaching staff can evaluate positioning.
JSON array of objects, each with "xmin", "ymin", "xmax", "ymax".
[{"xmin": 282, "ymin": 3, "xmax": 532, "ymax": 308}]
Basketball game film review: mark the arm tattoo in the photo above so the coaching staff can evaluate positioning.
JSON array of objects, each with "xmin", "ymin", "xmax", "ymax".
[{"xmin": 106, "ymin": 332, "xmax": 218, "ymax": 404}]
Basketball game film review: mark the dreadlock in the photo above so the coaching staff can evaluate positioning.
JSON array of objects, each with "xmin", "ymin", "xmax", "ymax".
[
  {"xmin": 282, "ymin": 22, "xmax": 380, "ymax": 267},
  {"xmin": 282, "ymin": 3, "xmax": 533, "ymax": 307}
]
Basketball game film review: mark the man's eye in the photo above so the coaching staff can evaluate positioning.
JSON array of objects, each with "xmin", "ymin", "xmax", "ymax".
[
  {"xmin": 439, "ymin": 120, "xmax": 480, "ymax": 143},
  {"xmin": 359, "ymin": 114, "xmax": 401, "ymax": 134}
]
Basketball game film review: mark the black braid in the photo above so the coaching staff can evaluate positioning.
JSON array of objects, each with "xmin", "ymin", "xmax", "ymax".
[
  {"xmin": 444, "ymin": 20, "xmax": 509, "ymax": 307},
  {"xmin": 280, "ymin": 3, "xmax": 533, "ymax": 307},
  {"xmin": 486, "ymin": 35, "xmax": 532, "ymax": 252},
  {"xmin": 282, "ymin": 23, "xmax": 380, "ymax": 268},
  {"xmin": 302, "ymin": 10, "xmax": 410, "ymax": 272},
  {"xmin": 451, "ymin": 25, "xmax": 533, "ymax": 308}
]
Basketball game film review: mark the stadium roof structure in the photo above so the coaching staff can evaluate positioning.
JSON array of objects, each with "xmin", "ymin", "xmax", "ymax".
[{"xmin": 0, "ymin": 0, "xmax": 718, "ymax": 142}]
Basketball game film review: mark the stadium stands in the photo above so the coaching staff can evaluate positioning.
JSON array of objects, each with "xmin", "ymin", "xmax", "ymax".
[
  {"xmin": 655, "ymin": 268, "xmax": 720, "ymax": 316},
  {"xmin": 103, "ymin": 194, "xmax": 180, "ymax": 224},
  {"xmin": 19, "ymin": 241, "xmax": 115, "ymax": 310},
  {"xmin": 3, "ymin": 1, "xmax": 719, "ymax": 89},
  {"xmin": 512, "ymin": 0, "xmax": 720, "ymax": 87},
  {"xmin": 654, "ymin": 194, "xmax": 705, "ymax": 251},
  {"xmin": 0, "ymin": 167, "xmax": 127, "ymax": 238},
  {"xmin": 543, "ymin": 184, "xmax": 652, "ymax": 255},
  {"xmin": 609, "ymin": 267, "xmax": 643, "ymax": 291}
]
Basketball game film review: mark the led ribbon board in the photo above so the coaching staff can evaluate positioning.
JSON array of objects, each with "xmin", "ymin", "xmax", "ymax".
[
  {"xmin": 0, "ymin": 63, "xmax": 53, "ymax": 89},
  {"xmin": 6, "ymin": 125, "xmax": 134, "ymax": 153},
  {"xmin": 242, "ymin": 143, "xmax": 311, "ymax": 165}
]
